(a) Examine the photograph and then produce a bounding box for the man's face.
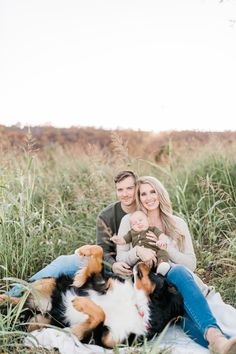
[115,176,136,207]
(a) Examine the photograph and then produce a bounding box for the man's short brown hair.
[114,170,138,184]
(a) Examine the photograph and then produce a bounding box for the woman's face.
[139,183,160,211]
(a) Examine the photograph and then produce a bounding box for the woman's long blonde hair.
[135,176,184,251]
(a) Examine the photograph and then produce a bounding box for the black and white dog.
[25,245,184,348]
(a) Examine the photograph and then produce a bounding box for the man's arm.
[96,216,116,271]
[123,230,132,243]
[96,216,132,276]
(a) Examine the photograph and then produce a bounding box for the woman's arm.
[146,216,196,271]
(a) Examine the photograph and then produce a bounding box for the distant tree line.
[1,124,236,163]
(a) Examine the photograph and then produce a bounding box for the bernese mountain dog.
[15,245,184,348]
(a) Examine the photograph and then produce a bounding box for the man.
[96,170,137,275]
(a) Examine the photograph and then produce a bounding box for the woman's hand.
[146,230,159,243]
[136,246,157,267]
[146,231,168,250]
[155,240,167,250]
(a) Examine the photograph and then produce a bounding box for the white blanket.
[24,291,236,354]
[24,326,208,354]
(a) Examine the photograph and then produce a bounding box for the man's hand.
[112,262,132,276]
[110,235,126,245]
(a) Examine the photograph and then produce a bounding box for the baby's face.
[130,212,149,232]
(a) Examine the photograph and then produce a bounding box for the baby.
[111,210,171,276]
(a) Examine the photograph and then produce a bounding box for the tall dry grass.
[0,133,236,352]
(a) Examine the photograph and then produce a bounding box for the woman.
[116,176,236,354]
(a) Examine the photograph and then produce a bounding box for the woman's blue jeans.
[167,264,222,347]
[8,257,223,348]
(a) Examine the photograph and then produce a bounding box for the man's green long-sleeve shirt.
[96,201,126,270]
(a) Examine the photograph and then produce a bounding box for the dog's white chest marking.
[88,279,150,342]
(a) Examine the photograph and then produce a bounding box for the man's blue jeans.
[31,254,83,279]
[8,256,223,348]
[8,254,83,297]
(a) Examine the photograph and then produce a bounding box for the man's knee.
[55,255,69,263]
[56,254,82,276]
[55,255,80,269]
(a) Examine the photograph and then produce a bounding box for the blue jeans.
[167,264,222,347]
[8,254,84,297]
[8,257,223,348]
[31,255,84,280]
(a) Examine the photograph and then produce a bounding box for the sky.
[0,0,236,132]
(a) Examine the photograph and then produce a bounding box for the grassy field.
[0,134,236,353]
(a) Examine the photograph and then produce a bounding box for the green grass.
[0,137,236,353]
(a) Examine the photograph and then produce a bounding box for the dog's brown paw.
[0,294,21,305]
[72,296,89,313]
[73,245,103,288]
[72,296,104,321]
[71,296,105,340]
[27,314,51,332]
[76,245,103,258]
[102,331,117,348]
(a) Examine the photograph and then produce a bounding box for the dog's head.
[133,262,169,296]
[133,262,160,296]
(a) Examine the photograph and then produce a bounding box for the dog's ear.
[150,264,157,273]
[167,284,179,294]
[149,272,165,291]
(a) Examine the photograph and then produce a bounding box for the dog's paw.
[0,294,21,305]
[72,296,89,313]
[69,325,84,340]
[76,245,103,258]
[27,314,51,332]
[102,331,117,348]
[72,296,105,323]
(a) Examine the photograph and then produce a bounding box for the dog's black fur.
[146,271,184,339]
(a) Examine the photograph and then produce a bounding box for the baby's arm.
[111,229,133,245]
[110,235,126,245]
